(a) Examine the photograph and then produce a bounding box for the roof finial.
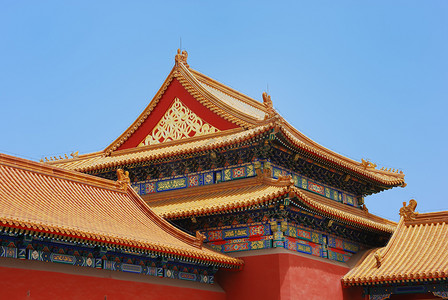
[399,199,418,221]
[174,48,189,68]
[175,48,182,65]
[262,92,276,119]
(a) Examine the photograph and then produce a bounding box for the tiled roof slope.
[342,201,448,285]
[0,154,243,268]
[146,175,395,233]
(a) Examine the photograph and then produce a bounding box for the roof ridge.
[405,210,448,225]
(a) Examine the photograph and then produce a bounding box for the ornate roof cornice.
[147,174,395,233]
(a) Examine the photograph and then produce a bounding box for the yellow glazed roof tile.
[0,153,243,268]
[199,82,266,120]
[342,201,448,285]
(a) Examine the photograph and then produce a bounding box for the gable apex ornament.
[399,199,418,221]
[262,92,277,119]
[175,49,189,68]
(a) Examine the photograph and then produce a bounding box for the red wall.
[0,264,225,300]
[217,251,365,300]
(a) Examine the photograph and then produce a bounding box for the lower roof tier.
[343,201,448,285]
[145,173,396,233]
[0,154,242,269]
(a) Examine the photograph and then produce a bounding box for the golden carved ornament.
[195,231,206,248]
[138,98,219,146]
[41,151,78,163]
[175,49,189,67]
[399,199,418,221]
[262,92,276,119]
[360,158,377,169]
[374,251,382,268]
[116,169,130,191]
[270,220,278,232]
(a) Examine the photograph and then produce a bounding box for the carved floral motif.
[139,98,219,146]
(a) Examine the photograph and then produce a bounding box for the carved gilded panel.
[139,98,219,146]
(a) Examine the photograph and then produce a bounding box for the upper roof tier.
[0,153,243,268]
[50,49,405,191]
[342,200,448,285]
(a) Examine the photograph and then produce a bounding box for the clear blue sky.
[1,1,447,222]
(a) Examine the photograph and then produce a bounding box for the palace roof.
[50,50,405,191]
[342,201,448,285]
[146,174,396,233]
[0,153,243,268]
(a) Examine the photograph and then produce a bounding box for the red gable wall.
[118,78,239,151]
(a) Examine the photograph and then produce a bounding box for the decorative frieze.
[200,220,362,263]
[131,161,358,208]
[0,234,217,284]
[272,165,358,207]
